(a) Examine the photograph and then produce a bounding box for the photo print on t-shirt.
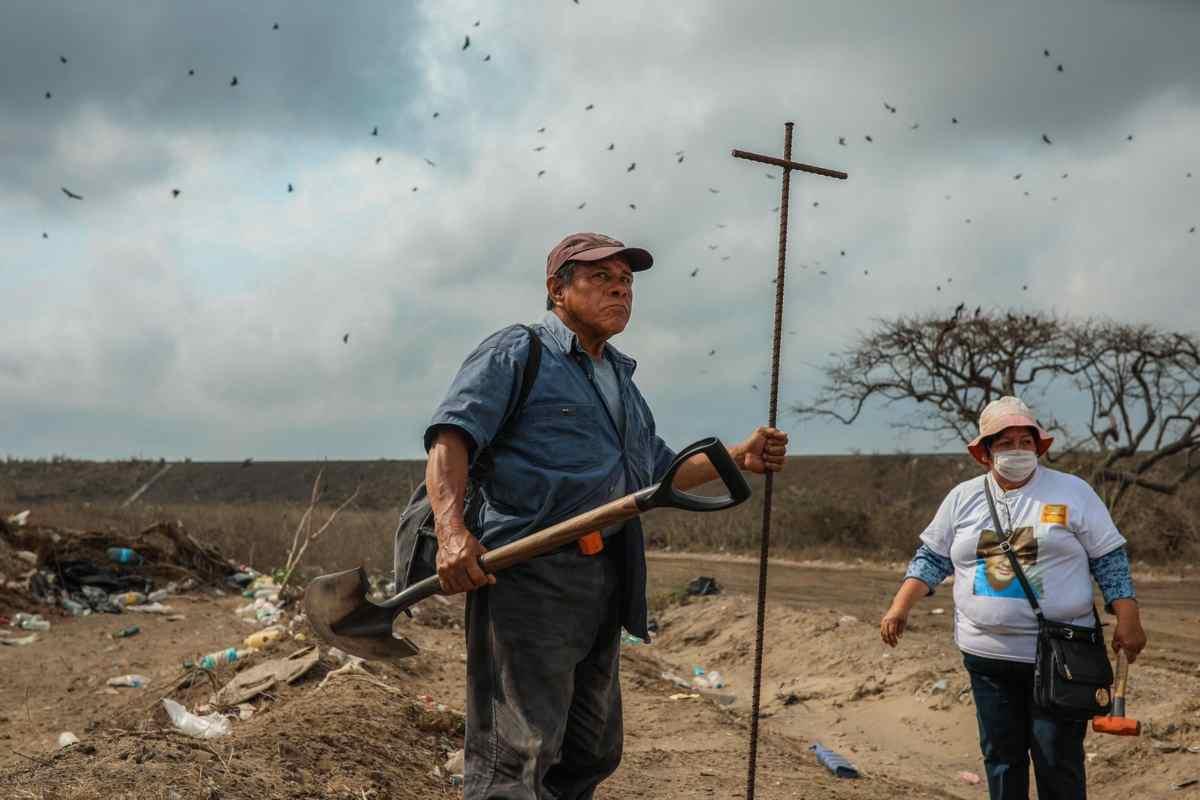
[973,527,1043,599]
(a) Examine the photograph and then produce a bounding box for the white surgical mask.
[992,450,1038,482]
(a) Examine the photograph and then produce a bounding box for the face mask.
[992,450,1038,482]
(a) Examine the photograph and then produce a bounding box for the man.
[424,231,789,799]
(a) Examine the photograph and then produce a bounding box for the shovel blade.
[303,567,420,661]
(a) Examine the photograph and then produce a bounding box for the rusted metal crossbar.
[732,123,847,800]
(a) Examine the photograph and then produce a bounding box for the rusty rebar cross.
[732,123,847,800]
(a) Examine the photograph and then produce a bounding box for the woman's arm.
[881,545,953,647]
[1090,546,1147,662]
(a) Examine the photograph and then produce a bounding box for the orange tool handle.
[578,531,604,556]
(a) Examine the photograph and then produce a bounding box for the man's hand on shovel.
[436,519,496,595]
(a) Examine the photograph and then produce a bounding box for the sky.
[1,0,1198,460]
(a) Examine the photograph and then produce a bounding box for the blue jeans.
[963,652,1088,800]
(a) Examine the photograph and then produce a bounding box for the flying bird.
[1042,133,1052,145]
[677,154,685,163]
[818,270,827,276]
[838,136,846,146]
[606,143,614,151]
[533,145,546,152]
[59,55,68,64]
[690,268,699,277]
[840,250,846,256]
[537,127,546,133]
[483,54,491,61]
[60,187,83,200]
[577,202,586,210]
[626,162,636,172]
[766,173,775,179]
[707,244,718,250]
[1126,134,1134,142]
[715,223,726,229]
[812,201,819,207]
[375,156,382,164]
[372,126,378,136]
[1056,64,1064,72]
[965,218,972,224]
[412,186,419,192]
[343,333,349,343]
[952,117,959,124]
[242,458,254,468]
[864,135,873,142]
[424,158,437,167]
[1043,48,1050,57]
[628,203,637,210]
[708,349,716,356]
[188,68,195,76]
[287,183,294,193]
[721,256,731,262]
[1190,226,1196,234]
[171,189,181,198]
[45,91,52,99]
[537,170,546,178]
[910,123,920,130]
[42,232,48,239]
[273,22,279,30]
[1061,172,1069,179]
[474,20,480,26]
[230,76,238,87]
[1022,284,1029,291]
[585,104,594,110]
[462,35,470,50]
[708,187,720,194]
[752,384,759,391]
[432,111,440,118]
[883,101,896,114]
[1013,173,1022,180]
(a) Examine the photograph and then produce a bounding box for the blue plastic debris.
[809,742,860,779]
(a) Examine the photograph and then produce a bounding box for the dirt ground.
[1,553,1198,799]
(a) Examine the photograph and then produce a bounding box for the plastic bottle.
[19,616,50,631]
[705,670,725,689]
[148,589,170,603]
[112,592,147,608]
[106,547,143,565]
[191,647,250,670]
[244,627,285,650]
[61,597,88,616]
[112,625,140,639]
[107,674,150,688]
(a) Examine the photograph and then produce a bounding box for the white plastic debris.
[125,603,174,614]
[15,550,37,565]
[837,615,859,626]
[107,674,151,689]
[930,608,946,615]
[6,510,30,527]
[57,732,80,749]
[444,748,464,776]
[162,698,231,739]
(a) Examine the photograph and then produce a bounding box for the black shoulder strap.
[982,477,1045,621]
[512,324,542,418]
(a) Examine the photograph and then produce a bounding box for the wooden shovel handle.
[480,493,643,573]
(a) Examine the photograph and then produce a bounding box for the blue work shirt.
[424,311,677,639]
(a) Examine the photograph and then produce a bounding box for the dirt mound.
[0,663,459,799]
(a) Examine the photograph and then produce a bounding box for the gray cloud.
[1,0,1198,459]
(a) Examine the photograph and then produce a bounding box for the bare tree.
[794,309,1200,512]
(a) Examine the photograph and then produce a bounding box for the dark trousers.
[963,652,1088,800]
[464,545,624,800]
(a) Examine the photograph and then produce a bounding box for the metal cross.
[732,122,847,800]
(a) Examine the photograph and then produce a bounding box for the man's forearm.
[671,444,746,492]
[426,428,471,534]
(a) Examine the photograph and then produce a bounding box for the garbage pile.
[1,515,241,634]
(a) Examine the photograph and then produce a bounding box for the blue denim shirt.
[424,311,677,638]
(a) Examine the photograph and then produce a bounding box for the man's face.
[551,256,634,338]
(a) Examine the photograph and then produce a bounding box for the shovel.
[305,437,751,661]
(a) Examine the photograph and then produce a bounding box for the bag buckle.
[1063,628,1074,640]
[998,541,1012,554]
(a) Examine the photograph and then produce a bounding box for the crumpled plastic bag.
[162,698,231,739]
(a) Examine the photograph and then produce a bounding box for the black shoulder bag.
[982,478,1114,720]
[392,325,542,594]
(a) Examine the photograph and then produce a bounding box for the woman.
[879,396,1147,800]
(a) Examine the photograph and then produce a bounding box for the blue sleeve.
[1089,546,1135,614]
[423,326,532,463]
[651,434,676,483]
[903,543,954,595]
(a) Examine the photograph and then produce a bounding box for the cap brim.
[570,245,653,272]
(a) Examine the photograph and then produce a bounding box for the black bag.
[393,325,542,594]
[982,479,1114,720]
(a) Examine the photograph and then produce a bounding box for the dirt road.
[1,554,1197,798]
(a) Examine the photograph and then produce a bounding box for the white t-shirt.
[920,466,1125,663]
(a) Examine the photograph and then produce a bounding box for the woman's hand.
[880,606,910,648]
[1111,599,1147,663]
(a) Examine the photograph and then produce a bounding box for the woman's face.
[984,426,1038,465]
[979,527,1038,589]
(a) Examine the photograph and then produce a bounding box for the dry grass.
[6,453,1197,575]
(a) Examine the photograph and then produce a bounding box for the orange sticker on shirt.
[1041,504,1068,526]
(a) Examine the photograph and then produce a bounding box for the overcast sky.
[2,0,1198,460]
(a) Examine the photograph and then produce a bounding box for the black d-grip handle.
[634,437,752,513]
